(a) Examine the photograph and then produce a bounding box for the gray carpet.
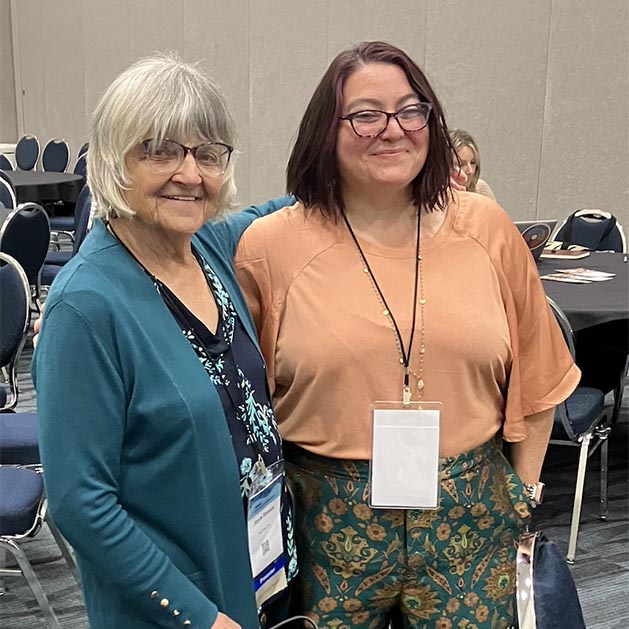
[2,334,628,628]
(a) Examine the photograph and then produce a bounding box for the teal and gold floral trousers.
[285,440,531,629]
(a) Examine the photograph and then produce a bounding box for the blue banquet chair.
[0,253,31,410]
[0,177,16,214]
[42,186,93,286]
[0,153,13,170]
[15,135,40,171]
[0,203,51,311]
[554,209,627,253]
[0,467,62,629]
[546,297,610,563]
[73,152,88,180]
[41,139,70,173]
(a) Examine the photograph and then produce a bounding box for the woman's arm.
[33,301,221,628]
[200,195,295,259]
[510,407,555,484]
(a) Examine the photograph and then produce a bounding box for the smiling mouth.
[161,195,203,201]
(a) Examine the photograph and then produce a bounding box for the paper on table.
[541,273,592,284]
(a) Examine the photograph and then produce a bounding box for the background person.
[33,55,296,629]
[449,128,497,200]
[235,41,579,628]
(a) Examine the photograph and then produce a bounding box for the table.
[538,252,629,332]
[1,170,84,205]
[0,143,16,155]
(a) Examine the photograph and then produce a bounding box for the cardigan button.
[150,591,158,599]
[160,598,169,607]
[172,609,180,617]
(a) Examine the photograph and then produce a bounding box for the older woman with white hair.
[33,55,296,629]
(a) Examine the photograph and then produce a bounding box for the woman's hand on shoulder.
[450,166,468,192]
[210,612,241,629]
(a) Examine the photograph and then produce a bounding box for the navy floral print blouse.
[153,249,298,584]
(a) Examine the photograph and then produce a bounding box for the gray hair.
[449,128,481,192]
[88,53,237,220]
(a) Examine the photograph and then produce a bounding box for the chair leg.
[599,434,610,520]
[567,434,592,564]
[0,539,62,629]
[46,515,79,583]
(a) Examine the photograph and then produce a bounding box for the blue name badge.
[247,463,287,607]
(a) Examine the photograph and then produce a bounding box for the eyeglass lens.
[143,139,231,174]
[349,104,431,137]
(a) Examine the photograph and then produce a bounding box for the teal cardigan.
[32,197,293,629]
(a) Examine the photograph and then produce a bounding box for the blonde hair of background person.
[449,128,497,201]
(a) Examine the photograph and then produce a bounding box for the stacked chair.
[546,297,611,563]
[0,252,77,628]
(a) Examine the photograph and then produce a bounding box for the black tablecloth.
[538,252,629,331]
[1,169,84,205]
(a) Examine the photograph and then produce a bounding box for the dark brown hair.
[286,41,456,219]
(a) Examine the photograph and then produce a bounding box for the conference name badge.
[369,401,442,509]
[247,459,287,608]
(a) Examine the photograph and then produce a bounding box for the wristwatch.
[523,482,545,508]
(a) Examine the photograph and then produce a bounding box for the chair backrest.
[555,209,627,253]
[0,153,13,170]
[77,142,89,158]
[41,138,70,172]
[546,297,576,359]
[73,152,88,179]
[15,134,40,171]
[72,185,93,253]
[0,253,31,409]
[0,177,16,210]
[0,203,51,287]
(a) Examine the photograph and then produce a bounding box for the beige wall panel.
[82,0,132,149]
[40,0,85,162]
[128,0,184,60]
[0,0,17,142]
[327,0,428,65]
[13,0,46,147]
[425,0,551,220]
[183,0,250,205]
[538,0,629,228]
[248,0,329,202]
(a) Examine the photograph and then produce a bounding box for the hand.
[449,166,467,192]
[32,303,45,348]
[210,612,241,629]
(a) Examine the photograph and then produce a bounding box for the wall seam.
[535,0,554,219]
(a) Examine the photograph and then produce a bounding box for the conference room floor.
[3,338,628,628]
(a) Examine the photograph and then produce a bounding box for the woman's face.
[123,136,224,236]
[456,145,477,190]
[336,62,429,196]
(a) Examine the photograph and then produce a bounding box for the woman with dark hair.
[235,42,579,628]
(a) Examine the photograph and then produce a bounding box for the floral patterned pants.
[285,440,531,629]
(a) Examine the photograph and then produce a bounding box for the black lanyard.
[341,211,421,400]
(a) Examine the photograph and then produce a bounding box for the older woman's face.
[456,145,477,190]
[336,62,429,196]
[123,136,224,236]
